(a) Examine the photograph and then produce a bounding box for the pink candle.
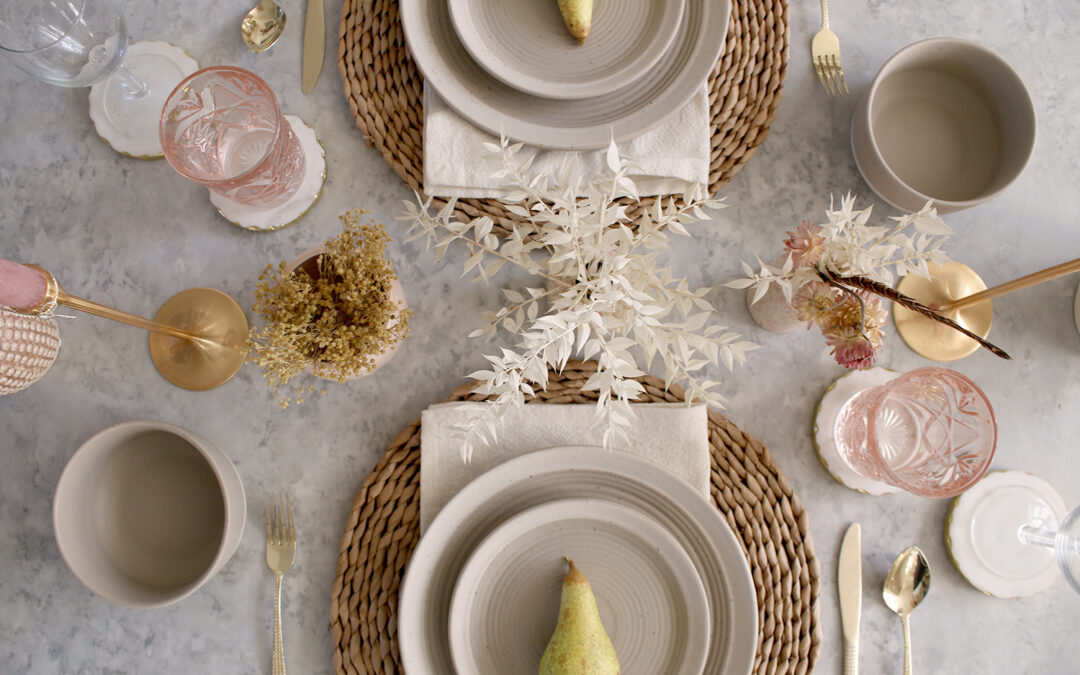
[0,259,47,311]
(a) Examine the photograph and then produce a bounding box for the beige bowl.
[53,420,245,608]
[852,38,1036,213]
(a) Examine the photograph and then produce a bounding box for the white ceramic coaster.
[946,470,1066,598]
[88,41,198,159]
[209,115,327,232]
[812,367,902,495]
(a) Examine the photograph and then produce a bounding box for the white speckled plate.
[400,0,728,149]
[448,498,709,674]
[399,446,756,675]
[448,0,685,100]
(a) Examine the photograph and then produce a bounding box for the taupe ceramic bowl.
[852,38,1036,213]
[53,420,245,608]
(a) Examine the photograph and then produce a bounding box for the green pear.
[556,0,593,45]
[539,558,620,675]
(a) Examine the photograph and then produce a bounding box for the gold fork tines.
[266,493,296,675]
[812,0,849,96]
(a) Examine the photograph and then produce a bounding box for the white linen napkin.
[420,402,710,531]
[422,85,710,199]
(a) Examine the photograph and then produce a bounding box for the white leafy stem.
[400,137,757,461]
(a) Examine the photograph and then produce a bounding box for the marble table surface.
[2,0,1079,673]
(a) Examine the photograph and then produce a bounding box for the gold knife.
[839,522,862,675]
[301,0,324,93]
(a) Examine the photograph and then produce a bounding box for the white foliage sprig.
[724,194,954,304]
[401,137,757,461]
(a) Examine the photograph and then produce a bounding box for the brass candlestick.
[894,258,1080,361]
[25,265,249,390]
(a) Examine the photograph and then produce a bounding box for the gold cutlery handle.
[843,641,858,675]
[273,573,286,675]
[819,0,830,28]
[901,615,912,675]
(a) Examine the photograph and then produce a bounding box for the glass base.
[811,368,901,495]
[1056,506,1080,594]
[88,41,198,158]
[946,471,1066,598]
[208,115,327,232]
[970,485,1057,579]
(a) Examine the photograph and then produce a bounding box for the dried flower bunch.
[248,210,411,406]
[726,195,956,369]
[402,138,756,460]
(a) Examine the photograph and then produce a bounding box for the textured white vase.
[0,308,61,394]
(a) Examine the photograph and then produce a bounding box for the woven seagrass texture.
[330,360,821,674]
[337,0,789,237]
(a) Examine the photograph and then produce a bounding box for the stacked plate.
[400,0,731,150]
[399,446,757,674]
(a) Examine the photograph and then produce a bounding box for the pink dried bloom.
[793,281,842,327]
[783,220,827,267]
[821,292,888,370]
[828,337,878,370]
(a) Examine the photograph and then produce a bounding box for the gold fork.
[266,494,296,675]
[812,0,848,95]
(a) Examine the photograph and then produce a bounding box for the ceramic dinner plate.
[399,446,757,675]
[447,0,685,100]
[448,498,709,674]
[400,0,729,149]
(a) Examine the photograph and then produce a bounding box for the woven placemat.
[337,0,789,237]
[329,360,821,674]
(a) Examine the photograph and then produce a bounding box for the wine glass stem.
[1019,524,1058,549]
[113,63,149,100]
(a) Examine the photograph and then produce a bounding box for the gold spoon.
[241,0,286,53]
[882,546,931,675]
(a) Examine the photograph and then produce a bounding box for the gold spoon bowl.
[241,0,286,53]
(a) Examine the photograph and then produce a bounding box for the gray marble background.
[2,0,1079,673]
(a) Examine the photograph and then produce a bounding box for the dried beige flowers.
[248,210,411,406]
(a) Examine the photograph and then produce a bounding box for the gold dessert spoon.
[242,0,286,53]
[883,546,931,675]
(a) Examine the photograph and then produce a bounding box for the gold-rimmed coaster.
[88,41,199,160]
[812,367,902,496]
[209,115,327,232]
[945,470,1067,598]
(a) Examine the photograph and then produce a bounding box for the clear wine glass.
[834,367,997,498]
[0,0,191,154]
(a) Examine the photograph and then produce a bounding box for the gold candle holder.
[893,262,992,362]
[895,258,1080,362]
[24,265,249,391]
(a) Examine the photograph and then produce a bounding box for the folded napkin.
[420,402,710,531]
[423,86,710,199]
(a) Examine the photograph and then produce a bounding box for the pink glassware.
[834,367,997,497]
[159,66,305,208]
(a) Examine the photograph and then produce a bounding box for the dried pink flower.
[783,220,826,267]
[821,292,888,370]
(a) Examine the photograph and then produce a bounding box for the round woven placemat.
[329,360,821,674]
[337,0,789,237]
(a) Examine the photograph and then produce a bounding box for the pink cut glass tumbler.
[159,66,304,208]
[834,367,997,498]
